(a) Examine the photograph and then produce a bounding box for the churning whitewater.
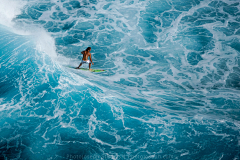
[0,0,240,159]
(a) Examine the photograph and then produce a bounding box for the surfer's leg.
[89,63,92,70]
[77,63,82,69]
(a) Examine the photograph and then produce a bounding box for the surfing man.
[76,47,94,70]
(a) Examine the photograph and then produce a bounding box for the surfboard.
[67,66,105,72]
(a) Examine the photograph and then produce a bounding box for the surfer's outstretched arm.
[90,54,94,65]
[88,54,93,70]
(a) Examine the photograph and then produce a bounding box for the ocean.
[0,0,240,159]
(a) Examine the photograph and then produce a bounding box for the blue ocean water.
[0,0,240,159]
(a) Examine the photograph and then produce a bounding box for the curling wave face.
[0,0,240,159]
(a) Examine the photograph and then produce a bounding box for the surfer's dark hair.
[86,47,91,51]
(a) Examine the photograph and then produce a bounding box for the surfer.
[76,47,94,70]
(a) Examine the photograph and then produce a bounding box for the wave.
[0,0,240,159]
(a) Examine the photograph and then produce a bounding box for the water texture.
[0,0,240,159]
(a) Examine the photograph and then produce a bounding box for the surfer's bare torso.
[81,50,92,61]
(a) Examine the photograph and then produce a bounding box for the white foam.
[0,0,26,27]
[34,29,58,59]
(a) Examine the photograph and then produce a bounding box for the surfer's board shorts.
[81,60,91,64]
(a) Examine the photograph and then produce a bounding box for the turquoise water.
[0,0,240,159]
